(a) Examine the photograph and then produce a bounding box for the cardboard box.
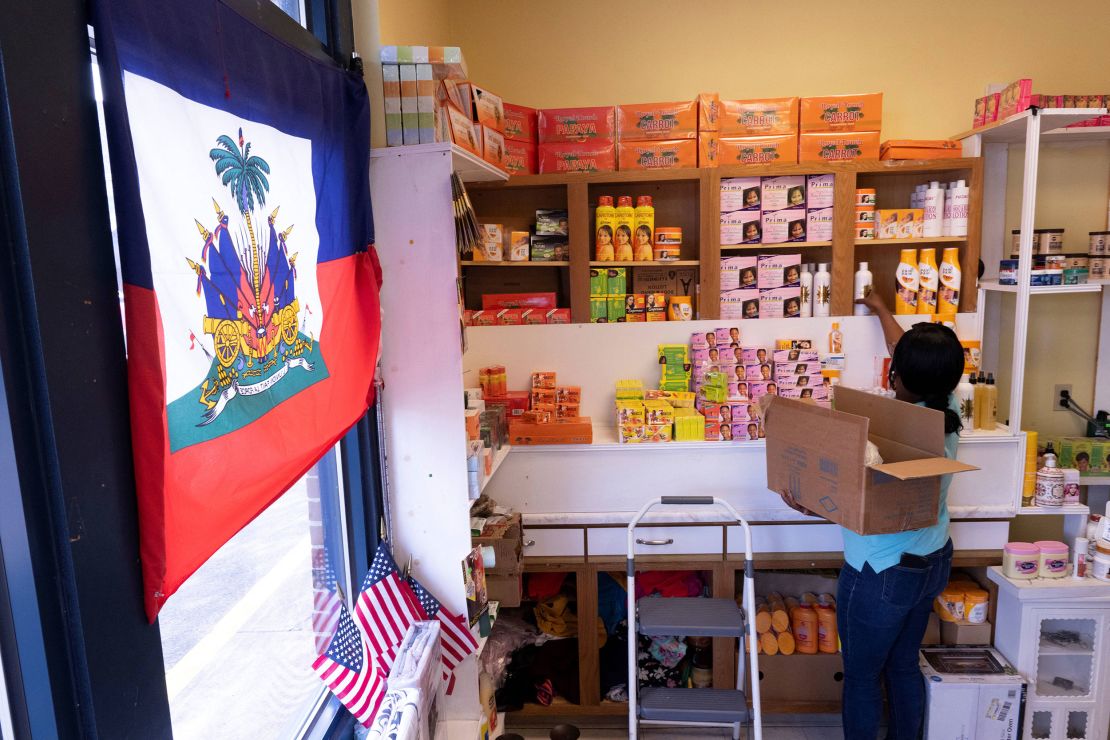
[880,139,961,161]
[538,140,616,173]
[698,92,720,132]
[380,45,468,80]
[472,513,523,575]
[747,653,844,704]
[479,125,507,169]
[631,266,698,297]
[618,139,698,171]
[720,97,799,136]
[920,647,1025,740]
[444,101,481,155]
[503,102,536,142]
[800,93,883,133]
[720,176,762,212]
[799,131,881,163]
[381,64,403,147]
[923,611,941,645]
[764,387,978,535]
[503,139,536,176]
[508,417,593,445]
[617,100,698,140]
[485,572,522,607]
[718,135,799,166]
[537,106,616,144]
[698,132,719,168]
[941,619,993,646]
[399,64,420,145]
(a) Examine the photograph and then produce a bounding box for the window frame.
[0,0,375,737]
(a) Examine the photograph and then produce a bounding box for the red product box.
[537,106,616,144]
[997,78,1032,120]
[470,310,497,326]
[538,141,616,174]
[496,308,523,325]
[481,292,558,310]
[504,139,537,176]
[503,103,537,142]
[521,308,547,325]
[545,308,571,324]
[485,391,530,416]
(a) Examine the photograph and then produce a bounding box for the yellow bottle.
[972,371,986,430]
[917,247,938,315]
[633,195,655,261]
[595,196,616,261]
[938,247,961,313]
[614,195,635,262]
[894,248,919,315]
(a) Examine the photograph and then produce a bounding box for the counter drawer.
[588,525,727,557]
[521,527,585,557]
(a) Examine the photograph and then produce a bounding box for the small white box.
[920,647,1025,740]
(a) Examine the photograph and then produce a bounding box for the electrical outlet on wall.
[1054,384,1072,412]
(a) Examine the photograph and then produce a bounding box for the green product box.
[590,268,607,297]
[1057,436,1110,474]
[590,296,608,323]
[607,268,627,296]
[607,295,627,322]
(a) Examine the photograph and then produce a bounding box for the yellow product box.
[698,92,721,132]
[720,97,799,136]
[643,399,675,426]
[718,135,799,167]
[646,292,668,321]
[615,379,645,400]
[877,210,901,240]
[619,424,647,444]
[800,93,883,133]
[617,100,698,141]
[799,131,881,163]
[660,390,695,408]
[673,407,706,442]
[698,132,719,168]
[899,209,923,239]
[645,424,673,443]
[616,400,645,425]
[1055,437,1110,474]
[509,231,530,261]
[618,139,698,171]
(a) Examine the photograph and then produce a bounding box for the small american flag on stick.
[312,602,385,726]
[354,542,424,667]
[407,573,479,691]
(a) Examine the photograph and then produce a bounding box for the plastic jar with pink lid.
[1003,542,1040,579]
[1035,540,1069,578]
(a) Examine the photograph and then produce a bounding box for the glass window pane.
[271,0,307,27]
[159,447,348,739]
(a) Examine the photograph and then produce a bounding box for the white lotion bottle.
[923,180,945,238]
[949,179,970,237]
[955,373,975,432]
[853,261,873,316]
[813,263,831,317]
[941,182,954,236]
[800,263,814,317]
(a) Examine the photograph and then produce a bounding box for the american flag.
[312,602,385,726]
[354,542,424,665]
[311,544,343,654]
[407,573,479,690]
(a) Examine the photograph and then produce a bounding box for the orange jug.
[791,605,818,654]
[816,605,838,654]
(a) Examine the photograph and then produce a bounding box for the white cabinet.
[988,567,1110,740]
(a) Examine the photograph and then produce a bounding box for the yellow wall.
[379,0,1110,139]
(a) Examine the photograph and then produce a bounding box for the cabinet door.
[1029,608,1106,702]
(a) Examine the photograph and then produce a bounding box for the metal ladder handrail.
[626,495,763,740]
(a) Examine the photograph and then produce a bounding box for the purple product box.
[775,361,822,376]
[772,349,819,363]
[745,363,774,381]
[757,254,803,288]
[741,347,770,364]
[721,210,762,246]
[761,209,806,245]
[806,174,834,209]
[807,207,834,242]
[720,176,762,212]
[761,175,806,212]
[759,286,803,319]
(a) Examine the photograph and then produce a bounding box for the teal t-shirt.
[841,395,960,573]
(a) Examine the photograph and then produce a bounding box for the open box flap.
[869,457,979,480]
[833,386,946,458]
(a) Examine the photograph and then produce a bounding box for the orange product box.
[509,417,593,445]
[444,101,481,155]
[531,371,557,390]
[618,139,697,171]
[880,139,961,161]
[718,134,799,166]
[482,292,557,310]
[472,85,505,131]
[617,100,698,141]
[719,98,799,136]
[437,79,463,109]
[537,106,616,144]
[503,139,537,176]
[799,131,881,163]
[496,308,523,325]
[479,125,508,169]
[521,308,546,325]
[538,141,616,174]
[545,308,571,324]
[698,92,721,132]
[503,103,537,142]
[556,386,581,404]
[470,309,497,327]
[521,409,553,424]
[800,93,883,133]
[555,403,580,420]
[699,132,719,168]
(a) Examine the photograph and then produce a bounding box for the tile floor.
[505,714,846,739]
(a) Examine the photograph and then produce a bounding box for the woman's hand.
[854,291,888,317]
[779,488,818,518]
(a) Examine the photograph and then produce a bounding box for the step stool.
[627,496,763,740]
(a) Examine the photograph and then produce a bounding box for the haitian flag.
[92,0,381,621]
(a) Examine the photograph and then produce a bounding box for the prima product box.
[720,176,762,212]
[761,175,806,212]
[720,288,759,320]
[807,207,834,241]
[759,286,803,318]
[920,647,1025,740]
[773,349,819,363]
[757,254,802,288]
[745,363,774,381]
[715,327,742,344]
[721,255,758,291]
[764,387,979,535]
[721,210,762,246]
[762,209,807,244]
[806,174,835,209]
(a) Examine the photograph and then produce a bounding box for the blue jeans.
[838,539,953,740]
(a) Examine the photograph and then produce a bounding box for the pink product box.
[757,254,803,288]
[690,346,712,362]
[745,363,774,381]
[719,346,747,365]
[762,175,806,212]
[721,210,762,246]
[761,209,806,245]
[775,361,821,376]
[806,174,834,209]
[702,347,731,365]
[779,385,829,401]
[719,402,751,422]
[721,289,760,320]
[773,349,819,363]
[715,327,742,344]
[690,331,710,348]
[720,176,762,212]
[748,381,778,399]
[741,347,770,364]
[759,286,803,319]
[807,207,834,242]
[727,382,752,401]
[720,256,759,291]
[774,373,825,390]
[731,421,763,441]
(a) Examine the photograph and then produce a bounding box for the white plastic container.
[1074,537,1089,578]
[955,374,974,431]
[941,182,954,236]
[800,263,813,318]
[853,262,873,316]
[923,181,945,238]
[813,263,831,317]
[948,180,970,237]
[1093,545,1110,582]
[1034,452,1065,507]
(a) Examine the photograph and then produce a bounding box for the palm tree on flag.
[209,128,270,341]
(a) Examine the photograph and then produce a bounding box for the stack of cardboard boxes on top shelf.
[971,77,1110,129]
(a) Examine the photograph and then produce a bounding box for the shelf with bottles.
[722,241,832,251]
[853,243,974,316]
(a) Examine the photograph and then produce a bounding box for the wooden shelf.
[722,241,832,251]
[491,167,703,187]
[587,260,699,267]
[460,260,570,267]
[857,236,967,246]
